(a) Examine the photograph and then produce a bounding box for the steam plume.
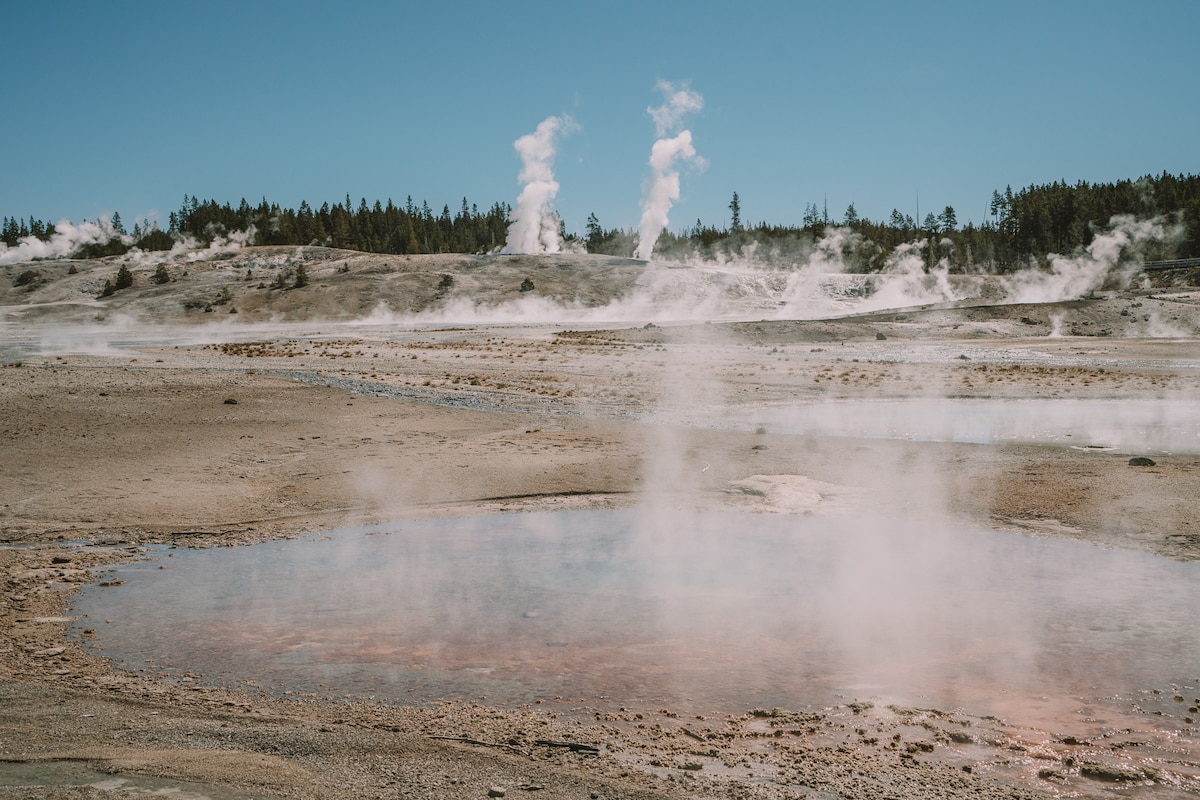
[119,225,260,267]
[999,215,1170,303]
[501,115,575,255]
[0,218,129,265]
[647,80,704,137]
[636,82,704,261]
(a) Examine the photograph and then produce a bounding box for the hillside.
[3,245,1198,343]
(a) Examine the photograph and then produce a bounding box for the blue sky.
[3,0,1197,238]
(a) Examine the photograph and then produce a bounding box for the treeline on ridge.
[167,194,514,256]
[638,172,1199,271]
[4,172,1198,272]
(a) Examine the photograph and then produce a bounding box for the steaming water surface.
[748,398,1200,452]
[72,510,1199,736]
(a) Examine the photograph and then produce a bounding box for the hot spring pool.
[71,509,1199,734]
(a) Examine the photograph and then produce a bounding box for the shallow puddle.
[71,509,1200,741]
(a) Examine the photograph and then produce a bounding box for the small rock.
[1128,457,1156,467]
[34,646,66,657]
[875,332,887,340]
[224,398,238,405]
[487,787,506,798]
[1080,762,1148,783]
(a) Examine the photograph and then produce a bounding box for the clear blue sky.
[3,0,1197,237]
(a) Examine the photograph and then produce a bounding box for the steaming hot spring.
[3,244,1198,795]
[71,508,1200,735]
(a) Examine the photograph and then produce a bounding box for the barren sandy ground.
[2,249,1199,798]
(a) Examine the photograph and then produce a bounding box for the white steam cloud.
[0,218,130,265]
[119,225,259,267]
[635,82,704,261]
[647,79,704,137]
[0,215,258,269]
[999,215,1170,303]
[501,115,576,255]
[384,210,1179,329]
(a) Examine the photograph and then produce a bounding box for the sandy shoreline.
[3,250,1200,798]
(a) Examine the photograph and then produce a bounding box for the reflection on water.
[73,510,1199,733]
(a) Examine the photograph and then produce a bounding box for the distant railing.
[1142,258,1200,271]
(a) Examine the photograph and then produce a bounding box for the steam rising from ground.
[120,226,259,267]
[0,217,260,268]
[501,116,576,255]
[0,218,129,265]
[0,220,257,271]
[635,82,705,260]
[999,215,1173,303]
[389,213,1177,328]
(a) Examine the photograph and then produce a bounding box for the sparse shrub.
[153,264,171,284]
[114,265,134,290]
[273,270,292,289]
[68,265,78,274]
[438,273,454,291]
[519,277,535,292]
[13,269,39,288]
[99,264,134,298]
[293,264,309,288]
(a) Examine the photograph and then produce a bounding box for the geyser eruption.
[635,81,704,261]
[501,115,575,255]
[635,132,697,261]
